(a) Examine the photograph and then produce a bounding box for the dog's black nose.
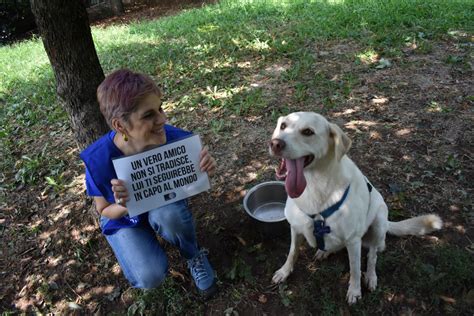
[270,138,286,154]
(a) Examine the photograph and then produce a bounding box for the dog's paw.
[364,272,377,291]
[314,249,330,261]
[346,286,362,305]
[272,268,290,284]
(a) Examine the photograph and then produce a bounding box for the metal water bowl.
[243,181,288,235]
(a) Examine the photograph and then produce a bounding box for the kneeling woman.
[80,69,217,298]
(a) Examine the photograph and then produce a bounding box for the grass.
[126,278,204,315]
[2,0,471,191]
[2,0,471,114]
[294,245,474,315]
[0,0,472,314]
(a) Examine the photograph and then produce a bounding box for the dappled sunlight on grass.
[89,285,116,296]
[111,263,122,276]
[247,38,271,52]
[333,107,361,116]
[426,101,451,113]
[442,222,467,234]
[241,159,273,183]
[51,206,72,222]
[344,119,378,130]
[13,296,37,312]
[0,38,50,88]
[92,24,133,43]
[356,49,379,65]
[190,42,216,56]
[236,60,253,69]
[395,128,413,137]
[201,85,244,103]
[197,23,219,33]
[66,174,86,195]
[46,255,64,268]
[39,228,59,241]
[70,226,98,241]
[401,154,413,162]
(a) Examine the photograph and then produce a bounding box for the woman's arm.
[94,147,215,219]
[94,196,128,219]
[94,179,130,219]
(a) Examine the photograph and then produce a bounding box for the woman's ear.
[111,117,126,134]
[329,123,351,161]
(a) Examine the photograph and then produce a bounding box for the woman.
[80,69,217,298]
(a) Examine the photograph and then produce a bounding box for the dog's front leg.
[272,226,303,283]
[346,239,362,304]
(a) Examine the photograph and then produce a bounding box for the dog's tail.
[388,214,443,236]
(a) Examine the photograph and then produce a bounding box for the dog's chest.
[322,231,345,252]
[292,188,353,251]
[293,190,332,216]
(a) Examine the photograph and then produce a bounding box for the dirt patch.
[91,0,217,27]
[1,4,473,315]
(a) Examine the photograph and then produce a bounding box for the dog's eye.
[280,122,287,130]
[301,128,314,136]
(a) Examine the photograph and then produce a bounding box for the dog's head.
[269,112,351,198]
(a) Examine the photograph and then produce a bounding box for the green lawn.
[1,0,472,186]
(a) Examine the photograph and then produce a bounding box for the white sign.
[112,134,211,217]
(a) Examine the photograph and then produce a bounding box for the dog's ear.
[329,123,351,161]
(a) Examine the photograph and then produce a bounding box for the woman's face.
[124,93,167,152]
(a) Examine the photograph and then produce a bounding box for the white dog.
[270,112,442,304]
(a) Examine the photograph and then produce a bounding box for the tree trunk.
[109,0,124,16]
[30,0,109,150]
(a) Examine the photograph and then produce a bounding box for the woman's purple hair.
[97,69,162,128]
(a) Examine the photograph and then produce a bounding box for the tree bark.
[109,0,124,16]
[30,0,109,150]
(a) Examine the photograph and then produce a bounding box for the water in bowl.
[253,201,285,222]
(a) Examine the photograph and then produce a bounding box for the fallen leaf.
[439,295,456,304]
[235,235,247,246]
[388,183,402,194]
[68,302,82,310]
[465,244,474,254]
[370,97,389,105]
[258,294,267,304]
[106,287,121,302]
[465,289,474,306]
[376,58,392,69]
[169,269,185,281]
[224,307,239,316]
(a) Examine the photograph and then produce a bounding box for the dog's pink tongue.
[285,158,307,198]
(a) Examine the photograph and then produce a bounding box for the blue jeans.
[100,200,199,289]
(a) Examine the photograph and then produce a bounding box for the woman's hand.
[199,146,217,177]
[111,179,129,206]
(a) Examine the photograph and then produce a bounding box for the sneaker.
[187,249,217,299]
